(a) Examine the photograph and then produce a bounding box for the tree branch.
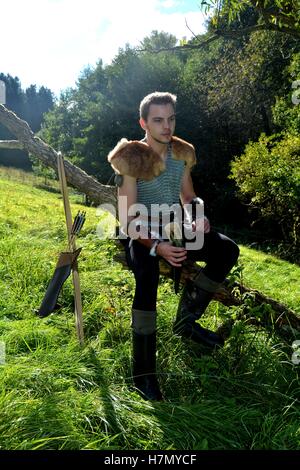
[218,23,300,38]
[138,33,220,53]
[0,104,116,207]
[0,140,24,149]
[139,23,300,55]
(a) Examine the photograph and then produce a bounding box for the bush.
[230,133,300,247]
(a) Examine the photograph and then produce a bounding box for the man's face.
[140,103,176,144]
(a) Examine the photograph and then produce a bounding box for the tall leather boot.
[173,276,224,348]
[132,330,163,401]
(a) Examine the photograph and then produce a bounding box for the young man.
[108,92,239,401]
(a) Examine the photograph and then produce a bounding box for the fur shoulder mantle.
[107,136,196,181]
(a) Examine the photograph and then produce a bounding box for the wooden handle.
[57,153,84,345]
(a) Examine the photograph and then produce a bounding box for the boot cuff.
[131,309,157,335]
[193,271,221,293]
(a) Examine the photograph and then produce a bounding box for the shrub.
[230,133,300,247]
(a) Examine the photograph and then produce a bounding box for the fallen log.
[114,246,300,336]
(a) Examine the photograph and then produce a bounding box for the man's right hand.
[156,242,187,267]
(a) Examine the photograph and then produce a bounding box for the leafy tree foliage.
[202,0,300,38]
[272,52,300,134]
[231,133,300,247]
[230,49,300,248]
[40,34,184,183]
[140,30,177,51]
[24,85,54,133]
[177,25,299,223]
[0,73,54,169]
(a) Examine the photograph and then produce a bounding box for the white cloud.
[0,0,206,96]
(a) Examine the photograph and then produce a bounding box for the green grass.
[0,167,299,450]
[239,247,300,312]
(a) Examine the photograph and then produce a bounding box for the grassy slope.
[0,170,299,450]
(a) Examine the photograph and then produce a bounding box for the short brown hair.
[139,92,177,121]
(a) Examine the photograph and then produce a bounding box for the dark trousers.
[121,231,239,311]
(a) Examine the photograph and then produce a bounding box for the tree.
[24,85,54,132]
[0,73,24,117]
[0,73,54,170]
[0,74,28,169]
[230,133,300,247]
[272,51,300,134]
[140,30,177,51]
[176,26,299,223]
[229,45,300,249]
[146,1,300,55]
[40,33,184,184]
[202,1,300,38]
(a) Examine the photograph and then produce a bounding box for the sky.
[0,0,207,97]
